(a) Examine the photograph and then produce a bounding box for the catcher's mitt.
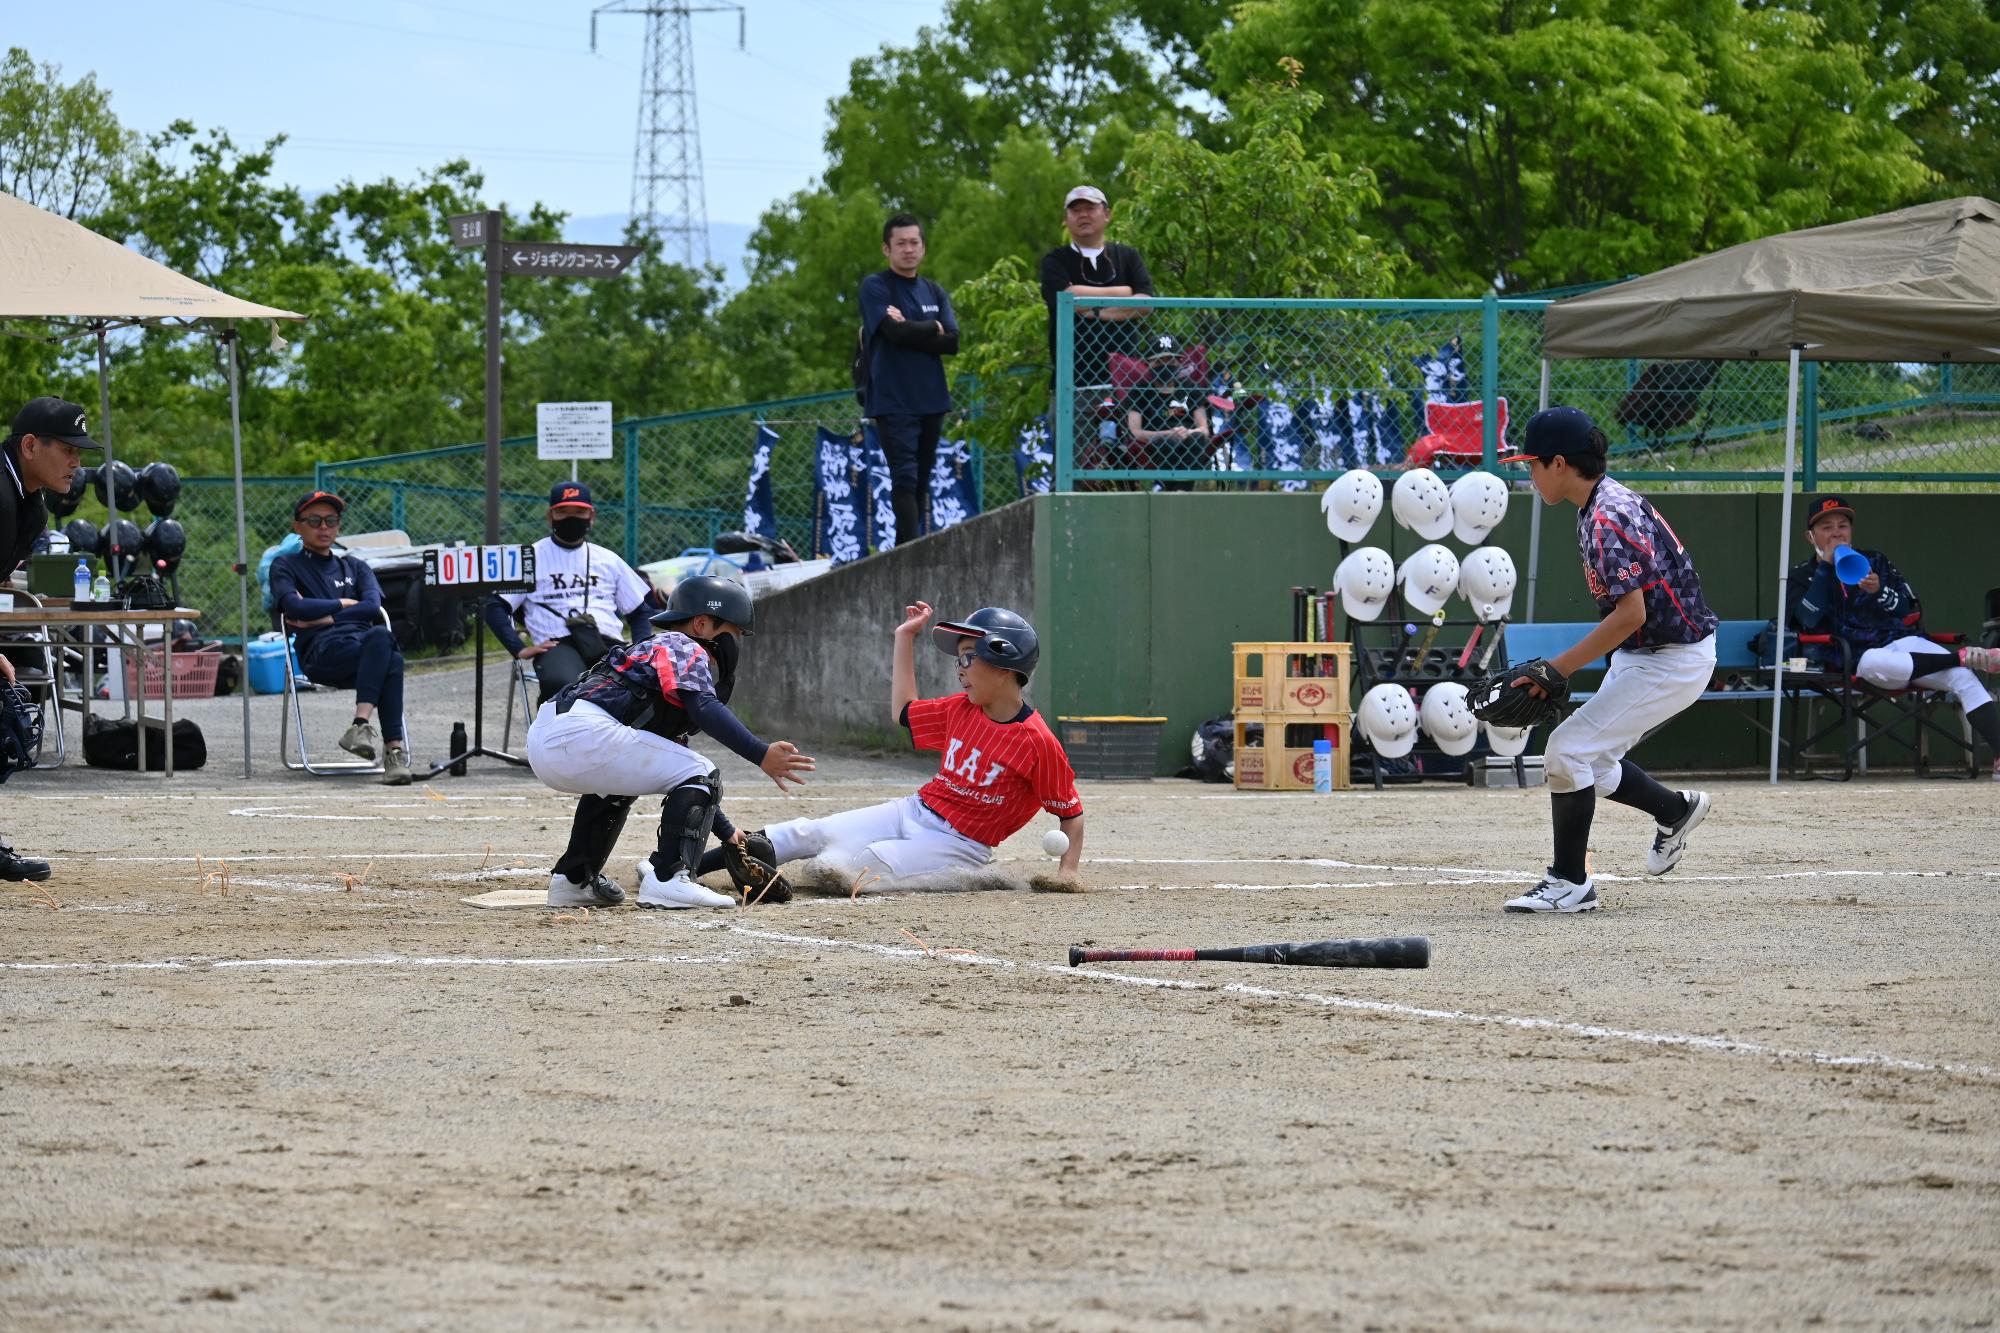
[1468,658,1571,729]
[723,832,792,905]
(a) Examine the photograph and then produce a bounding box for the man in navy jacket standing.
[860,213,958,546]
[269,490,413,784]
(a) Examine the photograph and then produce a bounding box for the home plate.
[461,888,550,909]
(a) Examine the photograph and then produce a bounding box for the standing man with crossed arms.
[1041,185,1154,441]
[860,213,959,547]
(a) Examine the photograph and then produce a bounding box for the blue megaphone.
[1832,544,1870,585]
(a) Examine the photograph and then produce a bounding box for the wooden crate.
[1232,642,1352,715]
[1232,713,1352,791]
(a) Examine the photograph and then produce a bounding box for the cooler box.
[246,635,298,695]
[1055,716,1166,780]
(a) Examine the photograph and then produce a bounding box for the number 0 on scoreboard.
[422,544,537,592]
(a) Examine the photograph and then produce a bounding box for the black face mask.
[551,516,592,546]
[694,631,740,703]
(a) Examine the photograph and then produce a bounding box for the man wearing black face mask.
[484,481,659,703]
[527,575,817,908]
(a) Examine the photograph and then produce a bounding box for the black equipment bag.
[82,713,207,771]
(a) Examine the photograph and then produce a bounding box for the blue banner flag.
[929,438,980,532]
[744,425,778,538]
[811,426,864,565]
[1015,417,1053,496]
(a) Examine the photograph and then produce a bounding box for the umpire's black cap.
[10,397,103,450]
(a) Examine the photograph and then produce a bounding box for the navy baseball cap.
[292,489,346,518]
[1500,406,1606,465]
[548,480,594,511]
[11,397,103,451]
[1804,494,1855,528]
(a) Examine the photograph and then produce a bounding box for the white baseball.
[1041,828,1070,857]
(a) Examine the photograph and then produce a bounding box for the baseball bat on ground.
[1069,936,1430,970]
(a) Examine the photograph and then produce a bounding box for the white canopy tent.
[0,188,307,774]
[1542,196,2000,781]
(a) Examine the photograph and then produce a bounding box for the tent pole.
[94,324,118,543]
[1768,345,1802,784]
[226,329,253,777]
[1525,358,1550,623]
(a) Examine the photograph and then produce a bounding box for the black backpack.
[83,713,207,771]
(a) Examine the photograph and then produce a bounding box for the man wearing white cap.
[1040,185,1153,413]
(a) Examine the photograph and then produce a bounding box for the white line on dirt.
[0,954,729,972]
[72,853,546,864]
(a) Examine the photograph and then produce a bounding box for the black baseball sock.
[1905,651,1956,681]
[1550,789,1594,884]
[1967,700,2000,754]
[695,846,730,877]
[1606,759,1689,826]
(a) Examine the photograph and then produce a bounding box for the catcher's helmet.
[931,606,1039,680]
[62,517,100,557]
[93,459,140,512]
[651,575,754,633]
[143,517,188,572]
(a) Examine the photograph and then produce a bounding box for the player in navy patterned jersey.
[1495,407,1720,914]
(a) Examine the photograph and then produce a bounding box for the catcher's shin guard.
[650,772,721,879]
[552,793,637,883]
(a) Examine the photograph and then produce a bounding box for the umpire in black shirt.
[1,397,102,881]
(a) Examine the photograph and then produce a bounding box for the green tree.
[1206,0,1936,291]
[0,47,133,220]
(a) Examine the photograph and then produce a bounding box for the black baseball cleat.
[0,845,53,882]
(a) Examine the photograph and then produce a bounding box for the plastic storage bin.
[1055,716,1167,780]
[246,635,296,695]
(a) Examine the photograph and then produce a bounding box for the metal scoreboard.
[421,544,537,592]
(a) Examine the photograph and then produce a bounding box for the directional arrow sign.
[500,242,644,278]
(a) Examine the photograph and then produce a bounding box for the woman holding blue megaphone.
[1786,494,2000,779]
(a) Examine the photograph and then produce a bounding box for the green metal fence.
[314,390,1021,566]
[1055,293,2000,490]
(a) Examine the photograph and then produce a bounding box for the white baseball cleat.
[1645,790,1711,876]
[1503,872,1599,913]
[636,858,733,909]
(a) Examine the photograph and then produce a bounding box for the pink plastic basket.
[122,649,222,700]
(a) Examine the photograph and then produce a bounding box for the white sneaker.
[1645,790,1711,876]
[636,858,734,909]
[1504,872,1599,913]
[1959,645,1998,674]
[547,872,626,907]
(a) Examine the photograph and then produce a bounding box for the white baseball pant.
[765,794,991,885]
[1855,636,1992,714]
[527,699,716,795]
[1543,636,1717,795]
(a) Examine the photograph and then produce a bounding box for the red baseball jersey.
[906,694,1082,846]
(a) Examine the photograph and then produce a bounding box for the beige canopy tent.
[1543,196,2000,780]
[0,188,307,775]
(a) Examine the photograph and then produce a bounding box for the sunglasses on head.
[299,513,342,528]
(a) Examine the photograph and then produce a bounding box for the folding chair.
[501,654,538,753]
[277,609,395,776]
[1792,626,1979,780]
[0,591,67,769]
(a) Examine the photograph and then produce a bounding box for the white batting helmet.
[1418,682,1478,756]
[1484,720,1534,757]
[1320,469,1382,543]
[1391,467,1453,541]
[1449,470,1509,545]
[1334,546,1396,622]
[1400,543,1460,617]
[1458,546,1518,621]
[1358,683,1419,758]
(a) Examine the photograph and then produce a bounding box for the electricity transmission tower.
[591,1,745,267]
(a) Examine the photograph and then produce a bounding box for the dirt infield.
[2,752,1997,1330]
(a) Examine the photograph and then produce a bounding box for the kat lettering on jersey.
[905,694,1081,847]
[1576,477,1718,648]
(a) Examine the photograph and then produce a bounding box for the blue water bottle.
[72,558,90,604]
[1312,738,1334,793]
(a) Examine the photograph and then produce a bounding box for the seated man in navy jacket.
[268,490,413,784]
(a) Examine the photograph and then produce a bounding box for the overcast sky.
[15,0,949,277]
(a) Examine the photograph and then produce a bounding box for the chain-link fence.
[315,390,1030,566]
[1056,295,2000,490]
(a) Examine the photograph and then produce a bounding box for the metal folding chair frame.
[277,609,394,776]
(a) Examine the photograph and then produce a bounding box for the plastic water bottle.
[92,573,111,602]
[73,559,90,604]
[1312,738,1334,793]
[449,721,468,777]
